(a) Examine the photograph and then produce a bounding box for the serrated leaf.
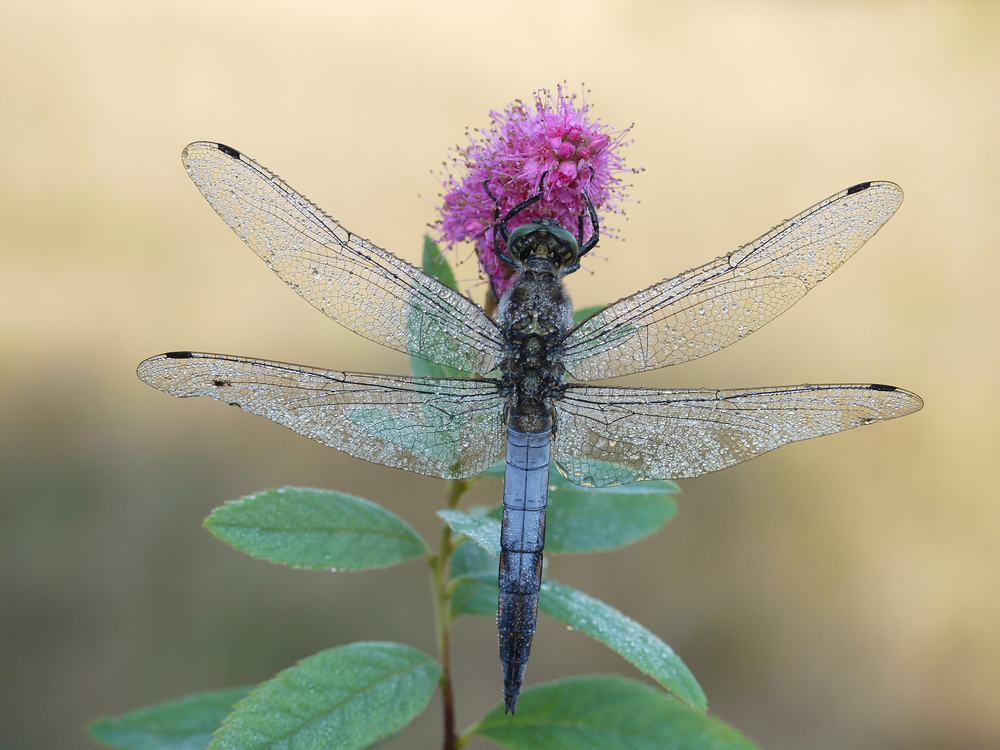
[438,509,501,558]
[408,237,469,379]
[571,304,606,326]
[204,487,427,570]
[450,542,499,617]
[538,581,705,711]
[88,686,253,750]
[473,676,757,750]
[210,642,439,750]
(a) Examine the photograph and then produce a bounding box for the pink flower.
[434,85,635,303]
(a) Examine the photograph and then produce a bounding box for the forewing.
[137,352,506,479]
[562,182,903,380]
[552,382,922,487]
[181,142,504,375]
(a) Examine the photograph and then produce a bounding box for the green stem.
[430,479,468,750]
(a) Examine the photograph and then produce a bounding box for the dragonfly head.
[506,219,580,272]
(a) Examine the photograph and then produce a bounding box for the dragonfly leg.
[484,173,551,268]
[577,190,600,257]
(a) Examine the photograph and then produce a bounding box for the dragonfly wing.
[181,142,505,376]
[561,182,903,380]
[551,382,922,487]
[138,351,507,479]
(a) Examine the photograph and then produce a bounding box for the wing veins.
[561,182,903,380]
[552,382,922,486]
[182,142,504,375]
[137,351,507,479]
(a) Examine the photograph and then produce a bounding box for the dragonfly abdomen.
[498,425,550,714]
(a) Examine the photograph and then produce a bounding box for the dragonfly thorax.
[506,219,580,273]
[497,267,573,435]
[498,270,574,347]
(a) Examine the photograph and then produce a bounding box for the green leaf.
[204,487,427,570]
[438,508,501,558]
[479,459,506,479]
[408,237,469,379]
[421,235,458,292]
[445,554,704,710]
[210,642,439,750]
[538,582,705,711]
[544,480,677,553]
[451,571,498,618]
[571,304,606,326]
[481,459,680,484]
[451,538,498,578]
[472,676,757,750]
[480,459,678,490]
[547,467,678,495]
[342,404,467,468]
[471,468,679,554]
[88,686,253,750]
[450,541,499,618]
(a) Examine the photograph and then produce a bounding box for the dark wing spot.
[213,378,230,387]
[846,182,872,196]
[164,351,193,359]
[217,143,241,159]
[869,383,897,392]
[227,402,242,408]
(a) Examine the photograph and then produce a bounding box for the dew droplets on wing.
[140,144,920,712]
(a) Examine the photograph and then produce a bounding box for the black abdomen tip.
[504,691,518,714]
[846,181,872,196]
[217,143,240,159]
[164,351,193,359]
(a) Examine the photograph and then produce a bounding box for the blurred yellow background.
[2,1,998,748]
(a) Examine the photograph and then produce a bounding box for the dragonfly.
[138,142,923,713]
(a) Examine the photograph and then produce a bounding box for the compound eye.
[508,222,544,249]
[547,225,580,264]
[507,221,580,267]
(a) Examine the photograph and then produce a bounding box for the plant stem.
[430,478,468,750]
